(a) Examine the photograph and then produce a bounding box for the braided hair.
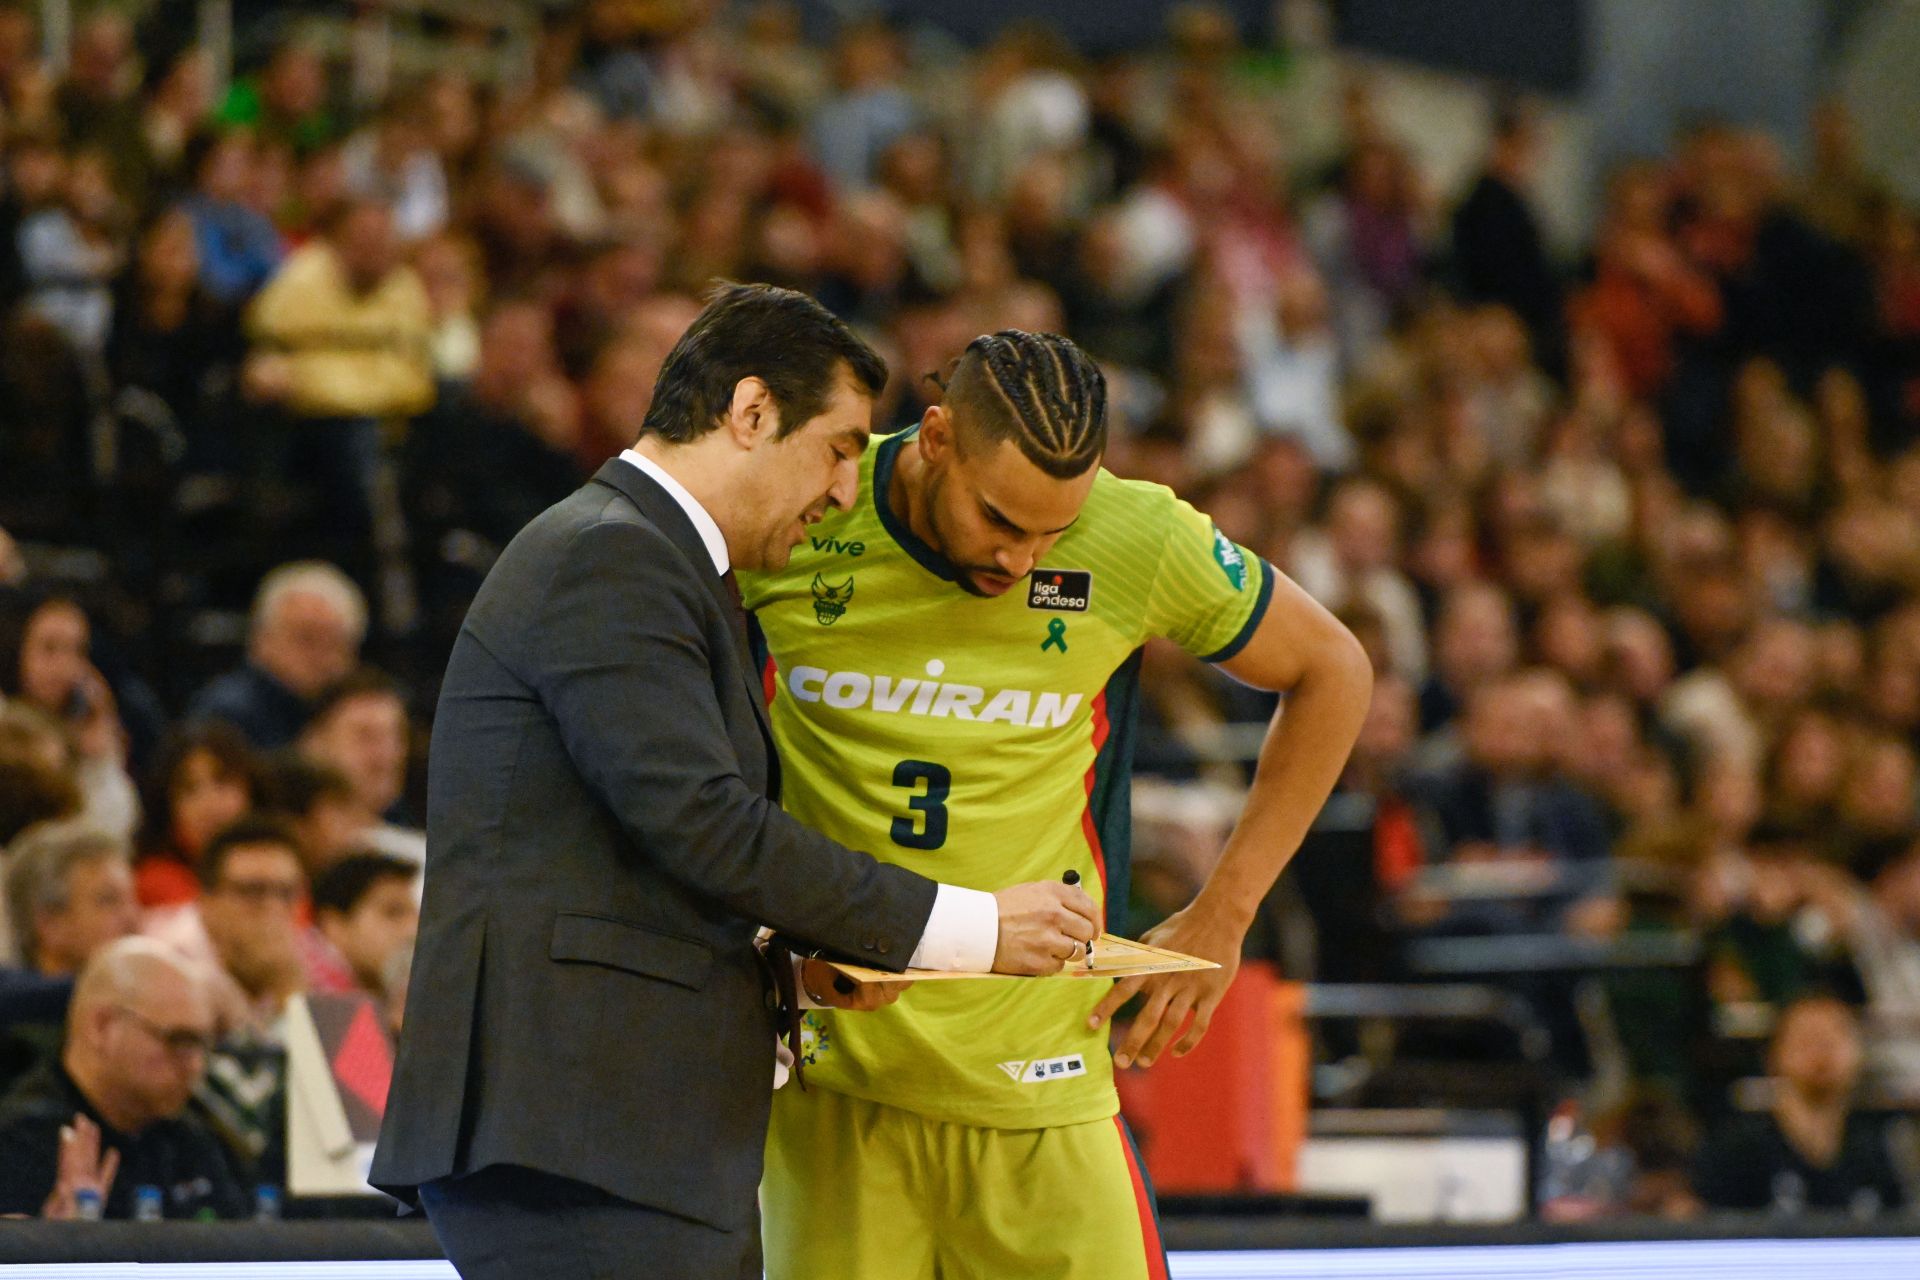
[944,330,1107,479]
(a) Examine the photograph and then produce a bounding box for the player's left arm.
[1091,567,1373,1068]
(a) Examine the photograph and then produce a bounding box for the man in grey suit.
[371,283,1099,1279]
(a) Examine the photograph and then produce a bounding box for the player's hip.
[763,1088,1165,1280]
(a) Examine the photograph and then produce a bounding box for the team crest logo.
[811,574,854,625]
[1211,526,1248,590]
[800,1012,832,1065]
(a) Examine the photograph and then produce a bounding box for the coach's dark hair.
[944,330,1106,478]
[638,281,889,444]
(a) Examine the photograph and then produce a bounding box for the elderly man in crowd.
[186,562,366,750]
[5,821,138,977]
[0,937,246,1218]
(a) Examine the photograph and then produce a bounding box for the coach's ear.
[725,377,779,450]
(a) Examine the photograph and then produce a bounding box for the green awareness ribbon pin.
[1041,617,1068,652]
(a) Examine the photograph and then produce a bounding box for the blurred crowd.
[2,0,1920,1223]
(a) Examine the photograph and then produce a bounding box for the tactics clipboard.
[821,933,1218,985]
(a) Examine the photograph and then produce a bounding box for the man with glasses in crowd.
[143,816,312,1030]
[0,936,247,1218]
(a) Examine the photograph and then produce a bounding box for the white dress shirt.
[616,449,998,974]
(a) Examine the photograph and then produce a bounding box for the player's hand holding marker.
[991,879,1102,975]
[1089,896,1245,1069]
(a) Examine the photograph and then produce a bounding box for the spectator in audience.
[1305,138,1427,369]
[259,753,371,879]
[186,562,365,750]
[0,936,245,1219]
[106,206,247,465]
[1701,822,1844,1009]
[243,197,433,585]
[1692,994,1905,1215]
[1663,614,1819,780]
[1410,671,1613,932]
[1573,162,1722,402]
[141,49,215,187]
[1450,99,1561,367]
[17,146,124,358]
[1807,841,1920,1096]
[0,706,82,855]
[810,19,915,191]
[297,667,413,826]
[412,230,482,383]
[1419,579,1521,735]
[1763,705,1852,833]
[132,723,260,908]
[179,129,285,305]
[1290,475,1427,682]
[340,93,450,244]
[1242,269,1350,472]
[401,299,586,563]
[52,11,149,211]
[1834,733,1918,869]
[305,851,419,999]
[5,822,138,977]
[216,39,336,155]
[0,592,137,840]
[145,816,307,1033]
[0,130,66,313]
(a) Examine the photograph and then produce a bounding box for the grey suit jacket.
[369,459,937,1228]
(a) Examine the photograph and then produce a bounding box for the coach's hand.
[992,881,1100,975]
[800,959,909,1011]
[1088,899,1244,1068]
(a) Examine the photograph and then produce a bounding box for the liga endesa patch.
[1027,569,1092,613]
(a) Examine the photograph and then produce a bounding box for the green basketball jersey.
[740,427,1272,1129]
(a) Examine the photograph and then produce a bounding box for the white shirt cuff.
[908,883,998,973]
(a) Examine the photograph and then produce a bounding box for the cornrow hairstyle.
[945,330,1107,479]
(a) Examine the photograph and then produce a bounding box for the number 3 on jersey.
[890,760,950,850]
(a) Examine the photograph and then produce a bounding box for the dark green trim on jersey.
[871,427,962,585]
[1092,647,1143,938]
[746,610,770,673]
[1197,558,1276,665]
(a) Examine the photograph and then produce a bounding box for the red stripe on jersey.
[1080,689,1111,903]
[762,656,778,706]
[1114,1116,1170,1280]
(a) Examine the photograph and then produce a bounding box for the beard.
[925,471,1005,597]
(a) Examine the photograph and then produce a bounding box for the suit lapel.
[589,461,778,755]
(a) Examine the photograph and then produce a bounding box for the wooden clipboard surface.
[823,933,1217,984]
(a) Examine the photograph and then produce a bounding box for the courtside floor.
[7,1239,1920,1279]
